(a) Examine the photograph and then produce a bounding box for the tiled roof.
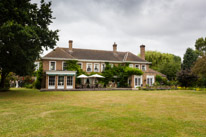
[146,68,167,77]
[43,47,149,63]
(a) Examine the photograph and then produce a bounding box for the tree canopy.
[145,51,181,80]
[192,56,206,86]
[195,37,206,56]
[182,48,198,70]
[0,0,59,88]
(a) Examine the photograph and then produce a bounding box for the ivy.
[102,63,143,87]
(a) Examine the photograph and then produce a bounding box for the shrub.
[34,62,43,89]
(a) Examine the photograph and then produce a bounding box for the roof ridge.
[60,47,127,53]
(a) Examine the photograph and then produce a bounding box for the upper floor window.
[110,64,114,68]
[77,62,82,69]
[142,65,146,71]
[94,63,100,72]
[101,63,106,72]
[135,64,140,69]
[62,61,67,71]
[49,61,56,70]
[34,62,40,71]
[129,64,133,68]
[86,63,92,72]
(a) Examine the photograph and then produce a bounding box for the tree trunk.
[0,71,7,89]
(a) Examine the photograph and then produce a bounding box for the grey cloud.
[37,0,206,58]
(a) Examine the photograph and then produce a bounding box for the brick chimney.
[140,45,145,60]
[69,40,73,52]
[113,42,117,53]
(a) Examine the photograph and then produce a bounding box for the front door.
[134,75,142,88]
[58,76,64,89]
[67,76,73,89]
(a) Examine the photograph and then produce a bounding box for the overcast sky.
[38,0,206,59]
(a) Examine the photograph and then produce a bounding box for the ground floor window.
[49,76,55,86]
[134,76,142,87]
[147,76,154,86]
[67,76,73,86]
[58,76,64,86]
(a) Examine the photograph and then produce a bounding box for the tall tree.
[192,56,206,87]
[182,48,198,70]
[0,0,59,88]
[145,51,181,80]
[195,37,206,56]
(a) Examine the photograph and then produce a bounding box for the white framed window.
[101,63,106,72]
[34,62,40,71]
[129,64,133,68]
[135,64,140,69]
[86,63,92,72]
[134,75,142,88]
[58,76,64,86]
[142,65,146,71]
[146,75,154,86]
[48,76,55,89]
[62,61,67,71]
[77,62,83,69]
[49,61,56,70]
[94,63,100,72]
[110,64,114,68]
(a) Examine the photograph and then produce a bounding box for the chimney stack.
[69,40,73,52]
[113,42,117,53]
[140,45,145,60]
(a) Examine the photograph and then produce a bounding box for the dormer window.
[142,65,146,71]
[86,63,92,72]
[49,61,56,70]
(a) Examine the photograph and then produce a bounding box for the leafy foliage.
[182,48,198,70]
[195,37,206,56]
[102,63,143,87]
[177,69,198,87]
[145,51,181,80]
[192,56,206,87]
[34,63,43,89]
[0,0,59,88]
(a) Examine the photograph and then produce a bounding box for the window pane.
[63,62,67,71]
[87,64,92,72]
[142,65,146,71]
[49,76,55,86]
[94,64,99,72]
[50,62,55,70]
[138,78,140,86]
[67,76,73,86]
[58,76,64,85]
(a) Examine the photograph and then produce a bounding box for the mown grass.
[1,88,206,137]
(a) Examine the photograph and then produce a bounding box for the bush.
[25,84,33,89]
[34,62,43,89]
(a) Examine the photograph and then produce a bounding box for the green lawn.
[1,89,206,137]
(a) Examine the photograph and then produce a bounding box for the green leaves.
[0,0,59,88]
[182,48,198,70]
[195,37,206,56]
[145,51,181,80]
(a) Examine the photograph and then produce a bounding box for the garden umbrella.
[77,74,88,85]
[88,74,105,85]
